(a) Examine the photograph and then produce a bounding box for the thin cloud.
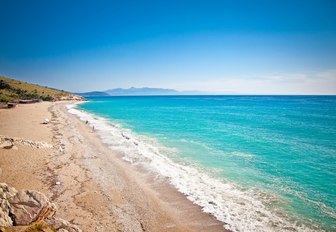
[173,70,336,95]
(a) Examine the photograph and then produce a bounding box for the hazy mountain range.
[77,87,204,97]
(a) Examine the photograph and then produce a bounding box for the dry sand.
[0,102,228,232]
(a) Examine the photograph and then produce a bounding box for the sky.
[0,0,336,94]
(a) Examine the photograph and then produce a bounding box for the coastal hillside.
[0,76,83,103]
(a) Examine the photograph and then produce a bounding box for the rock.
[43,118,50,124]
[0,183,18,227]
[0,136,53,149]
[0,183,18,199]
[0,183,81,231]
[0,141,14,149]
[7,103,16,109]
[0,206,13,227]
[8,190,56,226]
[0,183,17,226]
[45,217,82,232]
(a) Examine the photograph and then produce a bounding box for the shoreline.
[64,100,328,232]
[0,101,228,231]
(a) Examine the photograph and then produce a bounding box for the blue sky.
[1,0,336,94]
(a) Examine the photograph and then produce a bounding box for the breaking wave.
[67,103,320,232]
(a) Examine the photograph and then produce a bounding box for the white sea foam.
[230,152,255,158]
[67,103,320,232]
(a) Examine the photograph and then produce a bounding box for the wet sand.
[0,101,228,232]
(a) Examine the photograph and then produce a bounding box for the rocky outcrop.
[0,183,17,227]
[0,183,81,232]
[55,95,86,102]
[8,189,56,225]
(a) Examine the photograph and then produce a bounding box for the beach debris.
[43,118,50,124]
[55,182,61,185]
[0,183,81,231]
[0,135,53,149]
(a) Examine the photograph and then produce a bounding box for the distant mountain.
[77,91,110,97]
[106,87,180,96]
[77,87,197,97]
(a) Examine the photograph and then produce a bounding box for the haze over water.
[75,95,336,231]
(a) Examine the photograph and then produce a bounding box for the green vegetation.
[0,76,73,103]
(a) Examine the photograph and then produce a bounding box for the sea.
[68,95,336,232]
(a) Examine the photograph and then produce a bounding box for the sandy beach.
[0,101,227,232]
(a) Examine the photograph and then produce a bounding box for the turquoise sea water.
[75,96,336,231]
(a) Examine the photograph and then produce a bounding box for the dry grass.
[24,222,56,232]
[0,76,72,102]
[0,222,56,232]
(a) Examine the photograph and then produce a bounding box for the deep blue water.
[77,95,336,231]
